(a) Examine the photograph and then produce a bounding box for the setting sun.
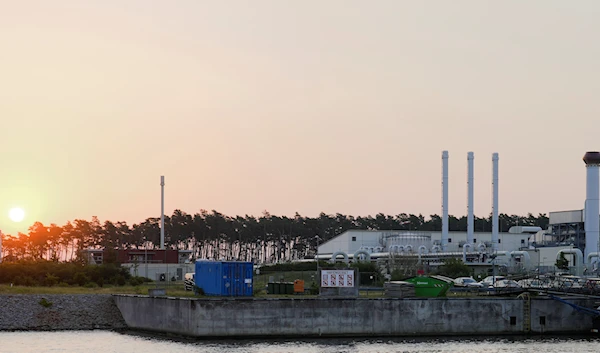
[8,208,25,223]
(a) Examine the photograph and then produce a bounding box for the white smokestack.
[467,152,474,245]
[584,152,600,263]
[492,153,499,251]
[442,151,449,251]
[161,175,165,250]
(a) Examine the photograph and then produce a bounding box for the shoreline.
[0,294,126,331]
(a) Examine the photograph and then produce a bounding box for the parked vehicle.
[551,275,584,290]
[493,279,520,288]
[584,278,600,291]
[480,275,506,287]
[454,277,483,288]
[517,278,551,289]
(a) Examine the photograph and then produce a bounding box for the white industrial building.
[315,150,600,275]
[317,229,533,257]
[317,228,578,269]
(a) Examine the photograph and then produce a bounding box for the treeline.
[2,210,549,264]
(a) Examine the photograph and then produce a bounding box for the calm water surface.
[1,331,599,353]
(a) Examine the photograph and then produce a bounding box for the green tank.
[404,275,454,297]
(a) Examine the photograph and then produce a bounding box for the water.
[1,331,599,353]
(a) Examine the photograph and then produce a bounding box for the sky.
[1,1,600,235]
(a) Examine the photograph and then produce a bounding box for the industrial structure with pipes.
[317,151,600,277]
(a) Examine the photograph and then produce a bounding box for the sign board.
[321,269,355,288]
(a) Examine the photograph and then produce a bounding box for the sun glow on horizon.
[8,208,25,223]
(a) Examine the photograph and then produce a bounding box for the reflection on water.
[1,330,599,353]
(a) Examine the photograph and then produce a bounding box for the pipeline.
[330,251,349,264]
[462,243,472,263]
[353,250,371,263]
[509,251,531,269]
[418,245,427,265]
[556,249,584,276]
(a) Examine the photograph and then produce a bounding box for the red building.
[84,248,192,265]
[117,249,182,264]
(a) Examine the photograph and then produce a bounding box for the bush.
[83,282,98,288]
[44,273,60,287]
[309,282,319,295]
[112,275,127,286]
[556,252,569,270]
[73,272,90,286]
[14,276,37,286]
[390,269,405,281]
[129,277,144,286]
[39,298,53,308]
[0,261,133,287]
[437,258,471,278]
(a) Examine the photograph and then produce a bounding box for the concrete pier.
[113,295,596,338]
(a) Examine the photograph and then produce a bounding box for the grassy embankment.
[0,282,196,297]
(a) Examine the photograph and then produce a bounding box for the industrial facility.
[317,151,600,276]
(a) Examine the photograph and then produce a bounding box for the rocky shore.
[0,294,126,331]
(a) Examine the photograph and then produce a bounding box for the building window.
[352,236,356,241]
[498,239,501,243]
[521,239,525,244]
[448,238,452,243]
[473,239,477,243]
[539,316,546,325]
[510,316,517,325]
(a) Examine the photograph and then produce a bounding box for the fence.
[253,269,384,296]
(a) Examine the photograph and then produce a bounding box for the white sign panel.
[321,270,354,288]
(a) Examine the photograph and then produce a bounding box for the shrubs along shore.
[0,261,148,288]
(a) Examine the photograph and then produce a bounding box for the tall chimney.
[467,152,475,245]
[160,175,165,250]
[442,151,449,251]
[492,153,499,251]
[584,152,600,262]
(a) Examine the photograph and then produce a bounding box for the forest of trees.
[2,210,549,264]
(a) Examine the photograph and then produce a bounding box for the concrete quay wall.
[113,295,596,338]
[0,294,127,331]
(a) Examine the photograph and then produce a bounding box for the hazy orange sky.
[1,1,600,235]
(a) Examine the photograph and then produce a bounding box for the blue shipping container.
[194,261,254,296]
